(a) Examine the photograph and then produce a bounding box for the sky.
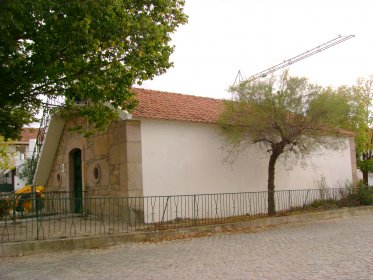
[141,0,373,99]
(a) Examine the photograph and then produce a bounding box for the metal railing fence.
[0,187,369,243]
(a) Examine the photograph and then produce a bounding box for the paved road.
[1,214,373,280]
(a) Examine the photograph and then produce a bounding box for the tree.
[358,143,373,185]
[339,77,373,185]
[17,158,33,185]
[0,136,15,172]
[219,71,352,215]
[0,0,188,139]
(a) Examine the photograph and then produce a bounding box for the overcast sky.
[141,0,373,99]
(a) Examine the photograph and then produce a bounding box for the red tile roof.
[18,127,39,143]
[132,88,223,124]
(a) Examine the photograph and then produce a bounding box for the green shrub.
[309,199,339,209]
[0,197,11,220]
[359,186,373,205]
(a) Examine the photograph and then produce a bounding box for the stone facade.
[46,118,143,220]
[349,136,358,186]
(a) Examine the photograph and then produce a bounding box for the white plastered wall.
[140,119,354,196]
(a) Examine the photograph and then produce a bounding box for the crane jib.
[234,34,355,86]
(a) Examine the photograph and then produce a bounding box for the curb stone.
[1,205,373,257]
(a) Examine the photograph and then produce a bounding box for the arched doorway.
[70,149,82,213]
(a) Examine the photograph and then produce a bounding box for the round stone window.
[93,164,101,183]
[56,172,62,186]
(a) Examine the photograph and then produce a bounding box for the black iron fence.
[0,187,371,243]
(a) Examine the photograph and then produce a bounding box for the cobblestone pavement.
[1,214,373,280]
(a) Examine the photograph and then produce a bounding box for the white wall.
[14,139,36,190]
[362,172,373,186]
[356,170,373,186]
[140,119,354,197]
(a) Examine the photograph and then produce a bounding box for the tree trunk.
[363,170,368,186]
[267,153,277,216]
[267,143,285,216]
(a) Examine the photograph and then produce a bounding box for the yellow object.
[15,185,45,213]
[15,185,44,195]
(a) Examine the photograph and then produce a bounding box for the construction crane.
[233,34,355,87]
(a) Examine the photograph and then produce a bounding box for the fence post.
[31,185,36,213]
[193,195,196,226]
[12,194,16,223]
[34,188,40,240]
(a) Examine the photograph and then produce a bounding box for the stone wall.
[46,117,86,192]
[45,118,144,220]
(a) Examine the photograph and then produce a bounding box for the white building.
[35,88,357,198]
[0,128,38,192]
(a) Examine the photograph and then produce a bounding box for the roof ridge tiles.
[132,87,222,102]
[131,88,223,124]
